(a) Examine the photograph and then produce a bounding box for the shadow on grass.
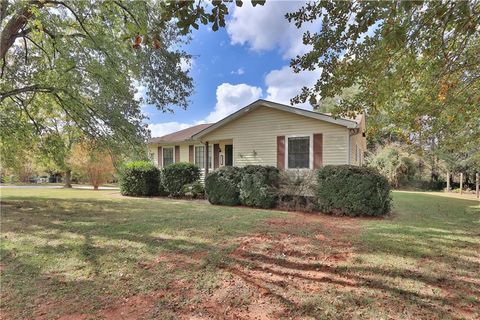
[1,196,283,318]
[223,193,480,318]
[1,192,479,319]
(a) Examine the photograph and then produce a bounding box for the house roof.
[148,99,361,145]
[192,99,359,139]
[149,123,212,144]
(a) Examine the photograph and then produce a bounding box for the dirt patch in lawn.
[36,267,286,320]
[225,213,361,314]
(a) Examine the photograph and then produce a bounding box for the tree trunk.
[476,173,479,199]
[0,4,39,61]
[93,184,99,190]
[460,172,463,195]
[64,170,72,188]
[446,172,450,192]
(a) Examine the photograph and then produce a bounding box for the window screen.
[195,146,204,168]
[195,146,212,169]
[288,137,310,168]
[163,148,174,167]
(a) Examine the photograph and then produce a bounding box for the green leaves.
[0,0,195,152]
[0,0,267,173]
[288,0,479,157]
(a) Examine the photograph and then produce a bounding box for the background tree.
[366,144,418,188]
[68,139,115,190]
[37,120,81,188]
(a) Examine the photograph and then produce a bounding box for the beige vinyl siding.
[148,145,159,165]
[202,106,350,167]
[349,115,367,165]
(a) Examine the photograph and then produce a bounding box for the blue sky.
[144,1,321,137]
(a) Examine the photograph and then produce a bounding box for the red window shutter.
[213,144,220,169]
[175,146,180,163]
[157,146,162,167]
[313,133,323,169]
[277,136,285,170]
[189,145,194,163]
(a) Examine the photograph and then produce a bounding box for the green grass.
[1,188,479,319]
[335,192,480,319]
[0,189,286,318]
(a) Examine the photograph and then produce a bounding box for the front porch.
[199,139,233,176]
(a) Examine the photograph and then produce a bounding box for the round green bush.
[158,169,169,196]
[316,165,391,216]
[204,166,243,206]
[119,161,160,196]
[162,162,200,197]
[239,165,279,208]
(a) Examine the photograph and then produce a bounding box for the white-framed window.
[163,147,174,167]
[287,136,311,169]
[194,145,212,169]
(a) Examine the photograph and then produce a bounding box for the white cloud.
[205,83,262,122]
[148,122,192,137]
[265,65,321,109]
[231,67,245,75]
[149,83,262,137]
[226,1,320,59]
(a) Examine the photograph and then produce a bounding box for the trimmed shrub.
[162,162,200,197]
[183,181,205,199]
[239,165,279,208]
[316,165,391,216]
[120,161,160,196]
[158,169,169,196]
[204,166,243,206]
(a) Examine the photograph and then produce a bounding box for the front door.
[224,144,233,166]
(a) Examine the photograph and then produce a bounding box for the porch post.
[205,141,209,175]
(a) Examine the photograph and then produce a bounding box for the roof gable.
[192,99,359,139]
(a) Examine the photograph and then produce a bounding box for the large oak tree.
[0,0,264,177]
[287,1,480,157]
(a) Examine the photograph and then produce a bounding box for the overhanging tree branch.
[0,85,54,102]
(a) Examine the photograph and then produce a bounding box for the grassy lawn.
[1,189,479,319]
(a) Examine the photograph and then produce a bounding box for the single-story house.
[148,100,366,175]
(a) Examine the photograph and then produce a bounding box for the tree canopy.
[287,1,480,156]
[0,1,265,149]
[1,0,193,147]
[0,0,265,177]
